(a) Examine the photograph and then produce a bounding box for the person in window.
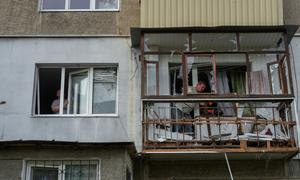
[51,89,68,114]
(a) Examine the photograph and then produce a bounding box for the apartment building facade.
[0,0,300,180]
[0,0,139,179]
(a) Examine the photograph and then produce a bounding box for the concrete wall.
[283,0,300,25]
[290,36,300,152]
[0,37,134,143]
[136,160,300,180]
[0,147,131,180]
[0,0,140,36]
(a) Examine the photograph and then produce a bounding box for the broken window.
[34,66,117,115]
[215,54,247,95]
[240,33,285,51]
[192,33,238,51]
[25,160,99,180]
[144,33,189,52]
[248,54,276,95]
[41,0,119,10]
[184,55,216,94]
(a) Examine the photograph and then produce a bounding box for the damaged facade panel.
[141,0,284,28]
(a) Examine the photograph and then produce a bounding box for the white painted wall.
[0,37,133,143]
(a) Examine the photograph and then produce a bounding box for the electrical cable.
[130,49,139,80]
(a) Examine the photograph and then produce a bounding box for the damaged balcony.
[143,101,297,154]
[133,26,299,156]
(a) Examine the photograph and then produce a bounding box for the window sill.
[39,9,120,12]
[31,114,119,118]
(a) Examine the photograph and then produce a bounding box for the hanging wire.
[130,48,139,80]
[224,153,234,180]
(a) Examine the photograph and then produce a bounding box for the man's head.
[195,81,206,93]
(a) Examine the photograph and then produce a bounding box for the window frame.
[33,65,119,117]
[182,54,217,96]
[39,0,120,12]
[23,159,101,180]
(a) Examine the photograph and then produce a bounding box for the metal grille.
[24,160,100,180]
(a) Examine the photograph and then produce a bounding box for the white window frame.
[33,66,119,117]
[23,159,101,180]
[40,0,120,12]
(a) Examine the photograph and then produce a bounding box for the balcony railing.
[142,102,297,153]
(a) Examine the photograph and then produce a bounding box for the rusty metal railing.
[142,102,297,151]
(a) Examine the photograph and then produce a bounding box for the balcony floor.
[142,148,299,160]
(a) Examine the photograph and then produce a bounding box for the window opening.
[184,55,216,95]
[35,66,117,115]
[25,160,99,180]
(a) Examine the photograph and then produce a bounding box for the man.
[51,89,68,114]
[195,81,206,93]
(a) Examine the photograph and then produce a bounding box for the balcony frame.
[140,30,294,101]
[137,27,299,155]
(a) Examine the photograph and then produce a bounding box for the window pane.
[70,0,90,9]
[42,0,65,9]
[69,70,89,114]
[65,165,97,180]
[96,0,118,9]
[31,167,58,180]
[93,68,117,114]
[240,33,285,51]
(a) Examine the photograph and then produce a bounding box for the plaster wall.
[0,0,139,36]
[0,148,130,180]
[0,37,133,143]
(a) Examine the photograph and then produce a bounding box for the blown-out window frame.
[140,31,294,99]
